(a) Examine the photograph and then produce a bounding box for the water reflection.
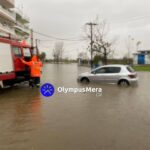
[0,87,42,149]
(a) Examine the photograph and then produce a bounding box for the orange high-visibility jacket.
[21,56,43,77]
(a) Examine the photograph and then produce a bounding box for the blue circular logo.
[40,83,55,97]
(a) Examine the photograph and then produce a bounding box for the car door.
[103,67,121,83]
[92,67,108,83]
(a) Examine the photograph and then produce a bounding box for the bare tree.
[85,17,116,65]
[53,41,64,63]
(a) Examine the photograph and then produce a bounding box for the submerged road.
[0,64,150,150]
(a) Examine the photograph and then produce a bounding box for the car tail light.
[128,74,137,78]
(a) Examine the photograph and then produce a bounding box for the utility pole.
[31,29,34,49]
[35,39,40,57]
[86,22,97,70]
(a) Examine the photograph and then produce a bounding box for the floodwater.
[0,64,150,150]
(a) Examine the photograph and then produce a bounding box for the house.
[133,50,150,65]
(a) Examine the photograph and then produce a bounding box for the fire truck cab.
[0,37,34,88]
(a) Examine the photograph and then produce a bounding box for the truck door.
[12,46,24,72]
[22,48,32,79]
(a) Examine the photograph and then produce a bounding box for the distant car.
[77,65,138,86]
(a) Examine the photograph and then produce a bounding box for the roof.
[133,53,139,55]
[138,50,150,52]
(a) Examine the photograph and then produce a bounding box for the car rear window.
[127,66,135,73]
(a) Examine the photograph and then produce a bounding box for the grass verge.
[133,66,150,71]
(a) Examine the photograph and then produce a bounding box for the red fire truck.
[0,37,34,88]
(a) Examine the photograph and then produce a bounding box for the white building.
[133,50,150,65]
[14,8,30,40]
[0,0,16,37]
[0,0,31,40]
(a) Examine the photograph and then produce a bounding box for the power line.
[112,15,150,24]
[37,38,88,42]
[38,40,87,48]
[33,30,86,41]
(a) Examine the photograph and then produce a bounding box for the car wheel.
[81,78,89,84]
[118,80,129,87]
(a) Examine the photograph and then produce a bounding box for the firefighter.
[20,55,43,88]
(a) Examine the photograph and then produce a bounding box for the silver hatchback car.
[78,65,138,86]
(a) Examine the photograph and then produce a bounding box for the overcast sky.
[16,0,150,59]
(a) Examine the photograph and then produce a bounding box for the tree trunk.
[103,48,107,65]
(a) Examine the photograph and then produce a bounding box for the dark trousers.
[29,77,40,88]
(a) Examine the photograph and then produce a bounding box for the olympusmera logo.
[40,83,55,97]
[40,83,102,97]
[57,87,102,96]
